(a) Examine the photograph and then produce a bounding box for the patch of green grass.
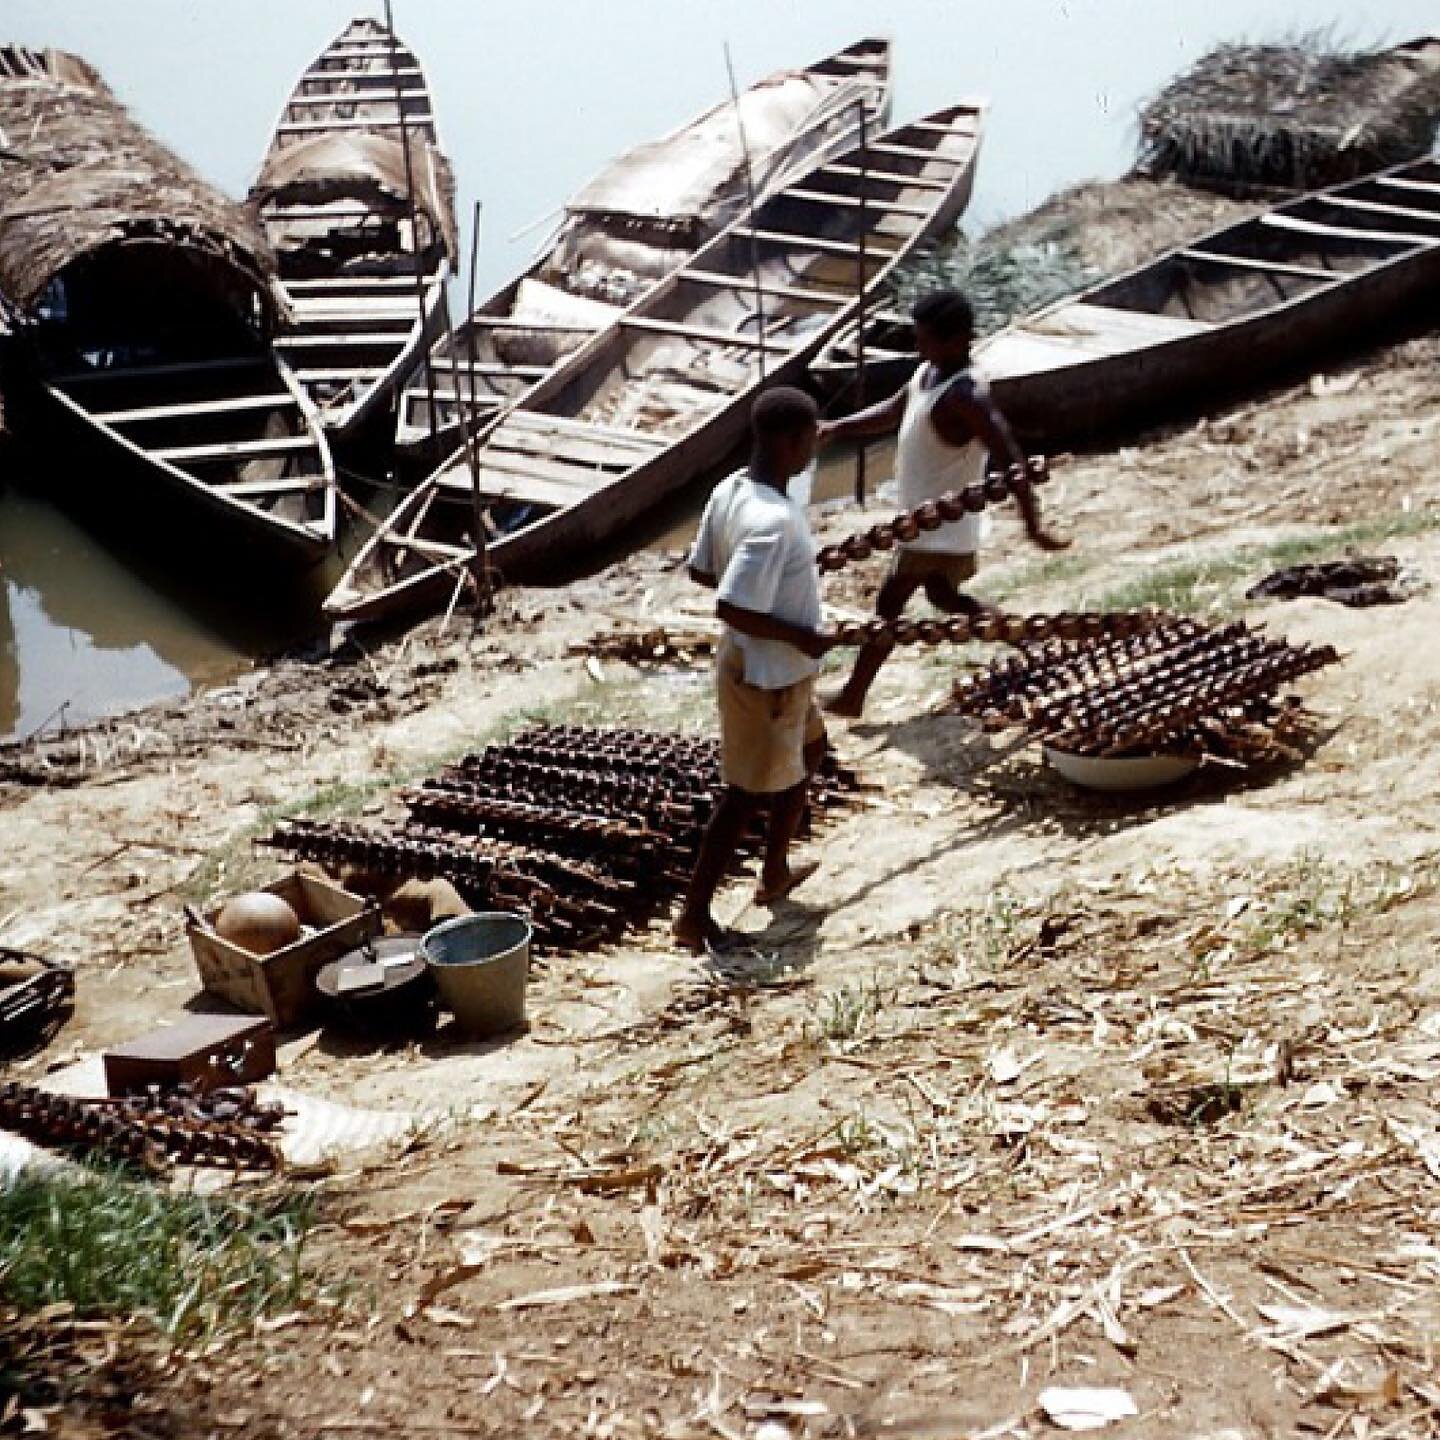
[1089,508,1440,616]
[949,890,1026,972]
[180,743,475,903]
[986,551,1098,604]
[0,1168,321,1344]
[813,975,893,1042]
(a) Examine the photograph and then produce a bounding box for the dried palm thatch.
[249,131,458,262]
[1137,32,1440,194]
[0,44,273,318]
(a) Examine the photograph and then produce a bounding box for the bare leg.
[674,786,759,950]
[824,571,923,719]
[757,777,811,900]
[922,573,986,615]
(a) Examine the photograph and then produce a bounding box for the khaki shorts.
[891,549,979,586]
[716,635,826,795]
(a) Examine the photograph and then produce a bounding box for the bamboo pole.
[462,198,493,610]
[854,100,869,506]
[382,0,439,446]
[723,42,767,382]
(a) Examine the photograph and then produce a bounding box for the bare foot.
[673,913,729,954]
[755,859,820,906]
[821,690,866,720]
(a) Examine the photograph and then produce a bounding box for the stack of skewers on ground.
[0,1080,284,1174]
[266,726,860,955]
[951,615,1340,768]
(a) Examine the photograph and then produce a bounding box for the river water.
[2,0,1434,740]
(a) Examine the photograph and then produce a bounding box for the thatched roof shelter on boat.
[1137,33,1440,193]
[0,44,274,318]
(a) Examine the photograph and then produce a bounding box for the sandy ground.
[7,320,1440,1436]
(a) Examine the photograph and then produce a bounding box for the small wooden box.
[187,871,380,1029]
[104,1014,276,1096]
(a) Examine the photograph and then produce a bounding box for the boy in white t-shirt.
[675,388,835,953]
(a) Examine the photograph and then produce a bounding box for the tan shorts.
[716,636,826,795]
[891,549,979,586]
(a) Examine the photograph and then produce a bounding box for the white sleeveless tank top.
[894,364,991,555]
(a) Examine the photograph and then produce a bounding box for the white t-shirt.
[689,469,821,690]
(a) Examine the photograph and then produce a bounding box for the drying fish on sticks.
[0,1080,284,1173]
[265,723,859,955]
[951,615,1340,768]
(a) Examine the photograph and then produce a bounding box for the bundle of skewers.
[267,725,860,954]
[816,456,1052,573]
[0,1080,283,1173]
[951,615,1339,763]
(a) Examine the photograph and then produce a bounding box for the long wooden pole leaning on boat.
[463,198,494,611]
[723,42,767,381]
[383,0,439,448]
[854,98,870,505]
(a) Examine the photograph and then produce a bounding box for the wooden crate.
[104,1014,276,1096]
[187,872,380,1029]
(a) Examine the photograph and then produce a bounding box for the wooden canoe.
[36,350,337,566]
[811,154,1440,446]
[0,42,337,566]
[249,16,456,443]
[326,100,986,623]
[391,38,892,469]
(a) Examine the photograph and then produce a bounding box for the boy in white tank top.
[815,289,1068,718]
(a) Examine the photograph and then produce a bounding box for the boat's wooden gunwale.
[327,103,984,619]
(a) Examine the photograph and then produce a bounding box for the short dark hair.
[912,288,974,342]
[751,386,819,443]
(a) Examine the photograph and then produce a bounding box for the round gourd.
[215,892,301,955]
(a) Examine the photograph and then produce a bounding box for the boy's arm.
[815,386,908,447]
[938,381,1069,552]
[717,600,833,659]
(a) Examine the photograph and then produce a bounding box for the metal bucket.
[420,913,531,1038]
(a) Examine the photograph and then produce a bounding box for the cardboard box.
[187,872,380,1029]
[104,1014,276,1096]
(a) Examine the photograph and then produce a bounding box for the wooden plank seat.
[730,226,900,258]
[216,476,329,498]
[1322,194,1440,227]
[485,426,644,472]
[294,367,385,383]
[425,359,548,378]
[619,315,795,351]
[820,163,950,192]
[505,409,667,451]
[680,269,849,306]
[1377,176,1440,197]
[866,140,961,163]
[285,276,423,290]
[277,334,408,350]
[278,115,433,135]
[783,188,932,218]
[93,393,297,424]
[1180,250,1340,282]
[1259,213,1437,248]
[154,435,317,464]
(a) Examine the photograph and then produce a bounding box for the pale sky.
[6,2,1436,292]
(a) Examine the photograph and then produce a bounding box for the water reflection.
[0,485,336,741]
